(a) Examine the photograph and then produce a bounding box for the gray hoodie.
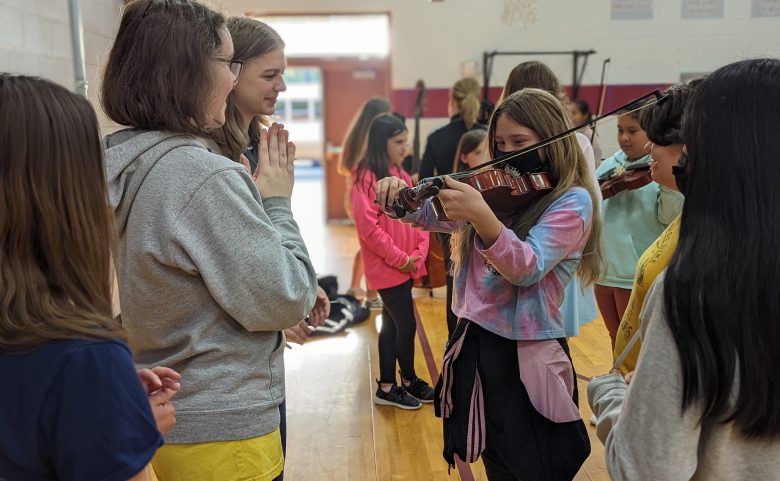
[105,130,317,444]
[588,272,780,480]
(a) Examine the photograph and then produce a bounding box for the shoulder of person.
[61,338,133,361]
[545,187,593,217]
[595,151,623,175]
[354,168,378,189]
[428,117,464,141]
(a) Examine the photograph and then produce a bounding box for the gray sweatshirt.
[588,272,780,480]
[105,130,317,444]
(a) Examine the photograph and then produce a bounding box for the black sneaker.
[374,382,422,410]
[402,375,435,403]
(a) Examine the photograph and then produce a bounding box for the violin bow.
[591,58,611,145]
[411,79,426,176]
[443,88,667,182]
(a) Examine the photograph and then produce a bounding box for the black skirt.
[434,319,590,481]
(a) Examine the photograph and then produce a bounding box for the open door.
[253,13,392,222]
[288,58,390,221]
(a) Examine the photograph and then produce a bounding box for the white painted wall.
[2,0,778,143]
[224,0,780,88]
[0,0,121,131]
[224,0,780,155]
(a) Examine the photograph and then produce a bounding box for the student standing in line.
[352,113,433,410]
[588,58,780,481]
[101,2,321,480]
[594,109,683,348]
[0,73,175,481]
[377,89,603,480]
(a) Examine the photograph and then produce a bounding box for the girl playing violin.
[351,113,433,410]
[376,88,602,480]
[594,109,684,348]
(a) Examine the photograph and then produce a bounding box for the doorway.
[255,13,392,222]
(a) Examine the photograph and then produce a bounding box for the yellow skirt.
[151,428,283,481]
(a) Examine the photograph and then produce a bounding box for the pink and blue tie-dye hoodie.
[404,187,593,340]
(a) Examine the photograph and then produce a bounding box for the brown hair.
[101,0,227,136]
[502,61,561,101]
[339,97,391,175]
[451,89,603,285]
[0,75,123,350]
[213,17,285,161]
[452,128,487,173]
[451,78,481,129]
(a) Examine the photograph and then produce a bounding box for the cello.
[407,80,447,289]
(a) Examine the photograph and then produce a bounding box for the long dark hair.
[452,128,487,173]
[101,0,226,136]
[354,113,407,186]
[1,75,123,350]
[213,17,285,161]
[664,58,780,439]
[339,97,391,175]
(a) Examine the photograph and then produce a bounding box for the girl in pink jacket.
[351,113,432,410]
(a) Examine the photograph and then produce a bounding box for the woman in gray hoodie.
[100,1,320,479]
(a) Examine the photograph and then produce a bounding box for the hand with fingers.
[241,123,296,199]
[375,176,409,214]
[398,256,421,273]
[137,367,181,435]
[137,366,181,395]
[284,319,312,345]
[149,387,177,435]
[306,286,330,327]
[436,176,503,248]
[433,176,493,223]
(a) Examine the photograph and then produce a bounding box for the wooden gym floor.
[278,173,614,481]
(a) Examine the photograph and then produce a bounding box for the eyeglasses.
[214,58,244,81]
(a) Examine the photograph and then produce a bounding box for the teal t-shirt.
[596,150,684,289]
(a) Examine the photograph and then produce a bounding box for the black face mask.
[496,147,547,174]
[672,153,689,196]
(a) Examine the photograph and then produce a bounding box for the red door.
[289,57,391,221]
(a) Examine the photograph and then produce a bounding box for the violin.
[389,89,668,220]
[598,157,653,199]
[395,166,553,221]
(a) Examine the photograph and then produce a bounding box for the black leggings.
[377,279,417,384]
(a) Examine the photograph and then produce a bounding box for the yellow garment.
[151,428,283,481]
[614,216,681,374]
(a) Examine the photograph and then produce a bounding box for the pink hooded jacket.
[351,166,429,290]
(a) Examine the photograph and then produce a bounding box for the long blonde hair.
[1,75,123,350]
[452,78,481,129]
[451,89,603,285]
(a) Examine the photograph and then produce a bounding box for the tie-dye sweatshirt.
[404,187,593,340]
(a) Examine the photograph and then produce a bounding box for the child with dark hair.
[611,80,701,375]
[594,108,684,348]
[589,58,780,481]
[569,99,603,163]
[351,113,433,410]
